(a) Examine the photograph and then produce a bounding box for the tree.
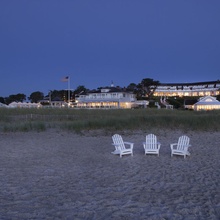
[126,83,137,92]
[74,85,88,94]
[137,78,160,99]
[5,93,26,104]
[46,90,75,102]
[0,97,5,104]
[48,90,65,101]
[29,91,44,103]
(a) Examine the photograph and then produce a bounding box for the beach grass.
[0,108,220,132]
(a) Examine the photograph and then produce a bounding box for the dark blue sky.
[1,0,220,97]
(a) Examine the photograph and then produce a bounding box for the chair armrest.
[157,142,161,149]
[112,143,120,146]
[170,143,178,150]
[123,142,134,149]
[112,143,121,152]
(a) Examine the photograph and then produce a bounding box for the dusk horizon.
[0,77,220,98]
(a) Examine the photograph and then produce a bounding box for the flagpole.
[61,76,70,107]
[68,76,70,107]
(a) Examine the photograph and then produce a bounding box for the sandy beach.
[0,129,220,220]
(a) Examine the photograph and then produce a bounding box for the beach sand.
[0,129,220,219]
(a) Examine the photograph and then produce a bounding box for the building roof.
[158,80,220,87]
[78,86,132,95]
[194,96,220,106]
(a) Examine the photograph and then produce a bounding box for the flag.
[61,76,69,82]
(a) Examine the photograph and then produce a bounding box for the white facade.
[153,80,220,97]
[75,87,137,109]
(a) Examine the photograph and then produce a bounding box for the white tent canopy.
[8,102,42,108]
[0,103,7,108]
[193,96,220,111]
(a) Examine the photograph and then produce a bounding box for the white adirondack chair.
[143,134,161,156]
[170,135,191,159]
[112,134,134,158]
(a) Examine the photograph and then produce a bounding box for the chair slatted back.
[177,135,190,151]
[146,134,157,149]
[112,134,125,151]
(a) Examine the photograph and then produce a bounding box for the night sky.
[1,0,220,97]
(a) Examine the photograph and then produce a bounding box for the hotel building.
[75,86,137,109]
[153,80,220,97]
[75,80,220,109]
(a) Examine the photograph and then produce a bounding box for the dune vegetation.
[0,108,220,132]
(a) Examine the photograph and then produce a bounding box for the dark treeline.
[0,78,159,104]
